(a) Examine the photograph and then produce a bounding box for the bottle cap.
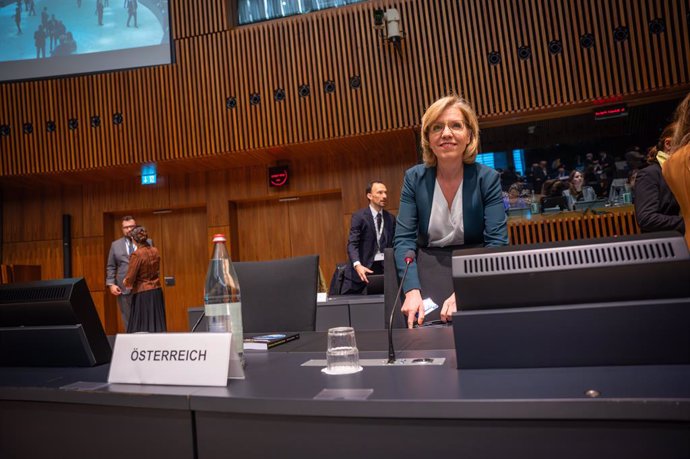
[212,234,226,243]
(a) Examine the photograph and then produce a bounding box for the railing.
[508,206,639,245]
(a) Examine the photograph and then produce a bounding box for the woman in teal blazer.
[394,95,508,328]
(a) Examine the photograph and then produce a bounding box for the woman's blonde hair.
[420,95,480,167]
[670,93,690,153]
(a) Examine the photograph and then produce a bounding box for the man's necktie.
[376,213,383,246]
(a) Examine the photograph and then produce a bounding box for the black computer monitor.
[450,232,690,368]
[0,278,112,366]
[451,231,690,311]
[572,198,608,211]
[540,195,568,212]
[364,274,385,295]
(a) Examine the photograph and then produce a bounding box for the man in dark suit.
[342,181,396,294]
[106,215,144,329]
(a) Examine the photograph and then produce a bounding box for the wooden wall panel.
[73,236,106,295]
[1,0,688,177]
[158,208,208,332]
[2,240,62,280]
[62,185,85,239]
[236,199,291,261]
[288,193,344,281]
[168,171,207,208]
[2,188,23,243]
[1,186,62,242]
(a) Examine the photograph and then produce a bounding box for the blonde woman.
[394,95,508,328]
[662,93,690,249]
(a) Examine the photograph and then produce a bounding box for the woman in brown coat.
[123,226,167,332]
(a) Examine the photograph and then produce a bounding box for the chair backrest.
[234,255,319,333]
[384,247,456,328]
[328,262,348,296]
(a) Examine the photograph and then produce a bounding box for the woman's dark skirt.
[127,288,167,333]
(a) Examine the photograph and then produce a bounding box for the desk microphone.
[388,250,415,364]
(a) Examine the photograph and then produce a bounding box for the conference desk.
[1,328,688,459]
[189,294,386,332]
[315,294,385,330]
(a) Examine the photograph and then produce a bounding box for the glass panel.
[475,153,496,169]
[512,149,525,176]
[238,0,368,25]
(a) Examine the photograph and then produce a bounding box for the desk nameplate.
[108,333,243,386]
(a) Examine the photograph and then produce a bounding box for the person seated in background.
[562,170,597,210]
[503,183,528,210]
[550,157,563,177]
[626,146,645,172]
[394,95,508,328]
[539,179,568,211]
[500,165,518,191]
[530,161,548,195]
[634,122,684,235]
[662,93,690,249]
[584,159,603,195]
[598,150,614,192]
[555,164,569,180]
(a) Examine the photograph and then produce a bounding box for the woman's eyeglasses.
[429,120,466,135]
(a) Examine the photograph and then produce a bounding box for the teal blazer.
[393,163,508,292]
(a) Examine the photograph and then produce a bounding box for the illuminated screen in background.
[0,0,171,82]
[238,0,367,25]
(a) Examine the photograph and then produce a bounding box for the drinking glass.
[322,327,363,375]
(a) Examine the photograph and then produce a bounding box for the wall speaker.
[274,88,285,102]
[548,39,562,55]
[62,214,72,278]
[580,33,595,49]
[488,51,501,65]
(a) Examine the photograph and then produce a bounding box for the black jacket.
[634,163,685,234]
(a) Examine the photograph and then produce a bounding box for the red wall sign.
[594,104,628,121]
[268,166,289,187]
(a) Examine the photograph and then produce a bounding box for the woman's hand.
[401,288,424,329]
[440,293,457,322]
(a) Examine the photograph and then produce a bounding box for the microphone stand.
[388,253,414,364]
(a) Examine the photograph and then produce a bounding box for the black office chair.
[234,255,319,333]
[328,261,348,296]
[384,247,456,328]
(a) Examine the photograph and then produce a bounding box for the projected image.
[0,0,170,82]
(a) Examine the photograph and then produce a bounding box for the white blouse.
[427,179,464,247]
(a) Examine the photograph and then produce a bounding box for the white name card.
[108,332,238,386]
